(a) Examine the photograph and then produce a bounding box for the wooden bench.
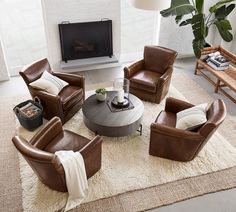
[195,46,236,104]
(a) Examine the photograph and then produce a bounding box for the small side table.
[195,46,236,104]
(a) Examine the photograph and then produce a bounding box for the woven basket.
[13,97,43,131]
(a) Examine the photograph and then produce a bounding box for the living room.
[0,0,236,211]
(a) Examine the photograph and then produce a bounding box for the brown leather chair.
[149,97,226,161]
[19,58,85,124]
[12,117,102,192]
[124,46,178,103]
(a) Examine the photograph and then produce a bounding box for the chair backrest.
[12,121,67,192]
[198,99,226,137]
[144,45,178,74]
[19,58,52,85]
[194,99,226,155]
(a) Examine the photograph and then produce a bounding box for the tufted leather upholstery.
[149,97,226,161]
[12,117,103,192]
[19,58,85,124]
[124,46,178,103]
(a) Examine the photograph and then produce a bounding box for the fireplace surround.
[59,20,113,63]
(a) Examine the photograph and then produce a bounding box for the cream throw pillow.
[176,103,208,131]
[29,71,68,95]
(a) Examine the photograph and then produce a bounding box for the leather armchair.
[124,46,178,103]
[19,58,85,124]
[12,117,103,192]
[149,97,226,161]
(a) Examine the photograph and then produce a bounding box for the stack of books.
[20,102,41,118]
[205,51,230,71]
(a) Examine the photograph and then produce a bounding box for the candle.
[117,89,124,103]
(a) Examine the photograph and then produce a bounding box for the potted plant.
[160,0,236,58]
[95,88,107,101]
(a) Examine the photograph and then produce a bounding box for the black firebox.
[59,20,113,62]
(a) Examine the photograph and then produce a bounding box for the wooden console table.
[195,46,236,104]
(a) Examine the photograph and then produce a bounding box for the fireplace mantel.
[60,55,119,72]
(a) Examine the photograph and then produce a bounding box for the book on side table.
[205,51,230,71]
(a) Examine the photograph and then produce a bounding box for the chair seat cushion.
[44,130,90,153]
[155,111,176,128]
[130,70,161,93]
[59,86,83,111]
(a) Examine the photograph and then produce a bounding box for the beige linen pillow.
[29,78,59,95]
[176,103,208,131]
[29,71,68,95]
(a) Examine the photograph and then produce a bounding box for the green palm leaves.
[160,0,235,58]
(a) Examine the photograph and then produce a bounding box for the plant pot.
[96,93,107,102]
[204,41,212,48]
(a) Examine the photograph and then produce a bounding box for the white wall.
[42,0,121,70]
[2,0,233,76]
[0,39,9,81]
[229,28,236,54]
[0,0,47,76]
[159,16,193,56]
[120,0,158,61]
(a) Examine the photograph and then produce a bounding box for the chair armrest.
[53,72,85,88]
[80,135,103,157]
[151,123,203,141]
[12,136,54,162]
[28,87,63,110]
[160,66,173,81]
[164,97,194,114]
[30,117,63,149]
[52,155,66,177]
[124,60,144,78]
[199,122,217,137]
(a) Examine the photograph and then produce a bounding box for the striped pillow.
[29,71,68,95]
[29,78,59,95]
[41,71,68,92]
[176,103,208,131]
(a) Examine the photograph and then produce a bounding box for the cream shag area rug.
[16,86,236,211]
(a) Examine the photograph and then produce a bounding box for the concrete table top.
[82,91,144,137]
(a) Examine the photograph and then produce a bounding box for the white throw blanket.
[55,150,88,211]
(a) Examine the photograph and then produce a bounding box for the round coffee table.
[82,91,144,137]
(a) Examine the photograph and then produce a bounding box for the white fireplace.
[41,0,121,71]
